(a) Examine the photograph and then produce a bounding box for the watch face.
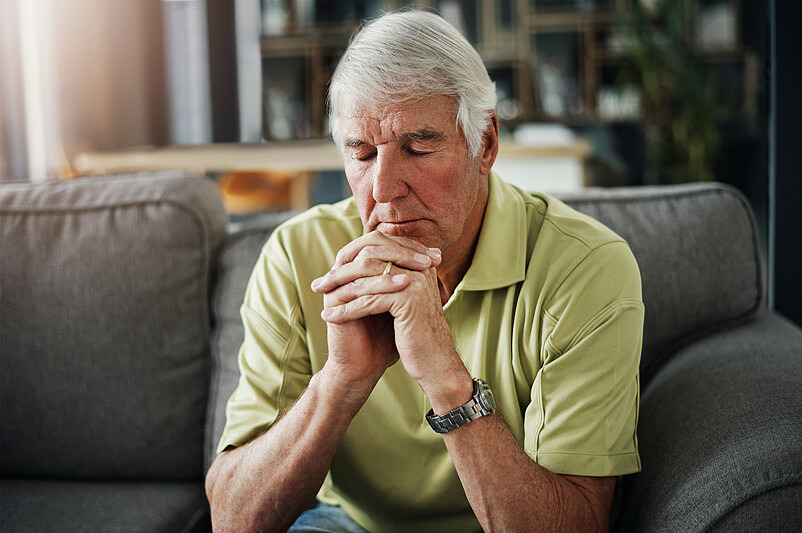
[478,380,496,412]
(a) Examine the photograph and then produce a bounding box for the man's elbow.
[205,457,220,507]
[562,475,616,533]
[206,451,238,531]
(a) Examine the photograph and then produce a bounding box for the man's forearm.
[206,366,375,532]
[443,413,615,533]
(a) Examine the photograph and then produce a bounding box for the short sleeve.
[524,241,644,476]
[216,234,313,453]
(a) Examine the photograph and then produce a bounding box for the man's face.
[338,95,489,254]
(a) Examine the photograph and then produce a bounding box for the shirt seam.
[277,299,304,417]
[566,299,644,356]
[543,241,630,311]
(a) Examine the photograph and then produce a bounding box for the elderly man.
[206,10,643,533]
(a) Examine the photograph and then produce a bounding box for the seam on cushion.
[561,182,741,206]
[0,171,200,211]
[1,197,204,214]
[159,200,216,379]
[703,474,802,531]
[2,198,216,343]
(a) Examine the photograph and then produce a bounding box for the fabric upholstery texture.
[708,483,802,532]
[616,311,802,531]
[562,184,762,384]
[0,478,210,533]
[1,173,227,479]
[3,174,799,532]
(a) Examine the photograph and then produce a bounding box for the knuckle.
[354,246,376,262]
[335,249,348,265]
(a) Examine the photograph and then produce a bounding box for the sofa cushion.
[206,213,294,469]
[708,483,802,532]
[0,478,210,533]
[616,311,802,531]
[561,183,762,383]
[1,173,228,479]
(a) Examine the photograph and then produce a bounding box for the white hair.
[328,10,497,158]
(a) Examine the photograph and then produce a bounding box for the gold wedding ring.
[382,261,393,276]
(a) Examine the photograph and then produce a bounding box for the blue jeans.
[287,502,370,533]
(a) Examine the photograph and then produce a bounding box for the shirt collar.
[457,171,527,292]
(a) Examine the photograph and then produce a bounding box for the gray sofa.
[1,172,800,532]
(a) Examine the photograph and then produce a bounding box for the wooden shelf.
[257,0,757,139]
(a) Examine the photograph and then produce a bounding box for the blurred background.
[0,0,799,323]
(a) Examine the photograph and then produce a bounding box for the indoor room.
[1,1,800,531]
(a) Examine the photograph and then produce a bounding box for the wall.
[0,0,168,180]
[771,0,802,327]
[54,0,168,159]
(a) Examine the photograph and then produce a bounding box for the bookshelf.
[257,0,758,141]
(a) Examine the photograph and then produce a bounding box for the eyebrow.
[402,129,447,142]
[342,128,447,149]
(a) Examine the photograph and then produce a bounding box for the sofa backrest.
[561,183,762,384]
[1,172,227,480]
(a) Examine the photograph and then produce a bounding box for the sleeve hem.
[528,450,642,477]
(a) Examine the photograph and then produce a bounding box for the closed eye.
[404,147,431,157]
[356,152,377,161]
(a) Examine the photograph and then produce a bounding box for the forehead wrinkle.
[339,97,458,148]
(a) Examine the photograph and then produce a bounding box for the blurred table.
[73,138,590,212]
[73,140,343,212]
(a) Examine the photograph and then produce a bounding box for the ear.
[477,111,499,176]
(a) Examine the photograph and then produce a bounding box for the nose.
[372,148,409,204]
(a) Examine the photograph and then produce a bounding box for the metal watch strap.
[426,379,495,434]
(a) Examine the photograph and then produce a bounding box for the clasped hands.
[310,231,470,404]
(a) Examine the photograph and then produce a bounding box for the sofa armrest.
[617,311,802,531]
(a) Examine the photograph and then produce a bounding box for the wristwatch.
[426,378,496,433]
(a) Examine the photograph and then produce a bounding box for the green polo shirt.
[218,171,643,532]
